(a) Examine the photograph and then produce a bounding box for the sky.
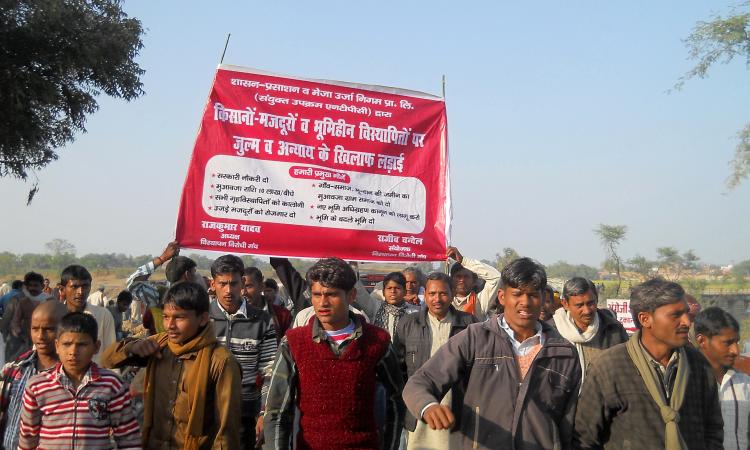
[1,1,748,267]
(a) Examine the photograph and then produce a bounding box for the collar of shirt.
[452,294,469,308]
[312,313,363,345]
[720,369,742,389]
[638,339,679,376]
[498,316,544,356]
[427,310,453,327]
[54,362,99,393]
[217,298,248,319]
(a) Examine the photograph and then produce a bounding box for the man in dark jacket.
[209,254,277,449]
[403,257,581,450]
[550,277,628,386]
[393,272,476,449]
[574,278,723,450]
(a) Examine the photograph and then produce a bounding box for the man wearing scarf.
[550,277,628,386]
[358,271,419,342]
[103,281,242,450]
[574,278,723,450]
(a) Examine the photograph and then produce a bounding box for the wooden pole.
[220,33,231,64]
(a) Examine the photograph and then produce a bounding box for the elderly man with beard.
[550,277,628,386]
[574,278,723,450]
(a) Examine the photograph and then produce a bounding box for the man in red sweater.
[262,257,404,450]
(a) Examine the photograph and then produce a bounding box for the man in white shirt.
[695,306,750,450]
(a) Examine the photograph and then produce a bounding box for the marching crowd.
[0,241,747,450]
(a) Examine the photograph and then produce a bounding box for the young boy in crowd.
[18,312,141,449]
[104,281,242,449]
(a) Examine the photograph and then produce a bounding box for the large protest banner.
[176,65,449,261]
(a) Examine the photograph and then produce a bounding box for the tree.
[0,0,145,194]
[545,261,599,280]
[677,4,750,189]
[732,259,750,277]
[491,248,520,271]
[627,254,657,280]
[594,224,627,295]
[44,238,76,256]
[655,247,701,280]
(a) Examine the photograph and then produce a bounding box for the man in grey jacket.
[403,257,581,450]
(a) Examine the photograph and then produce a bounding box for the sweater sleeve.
[109,381,142,449]
[259,319,279,408]
[17,383,41,450]
[263,338,297,450]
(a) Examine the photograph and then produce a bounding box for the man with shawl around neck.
[103,281,242,450]
[574,278,723,450]
[447,246,501,320]
[549,277,628,386]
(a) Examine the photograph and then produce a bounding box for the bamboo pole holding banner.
[442,74,450,275]
[220,33,231,64]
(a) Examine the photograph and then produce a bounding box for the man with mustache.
[550,277,628,386]
[574,278,723,450]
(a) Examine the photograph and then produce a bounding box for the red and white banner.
[606,299,637,334]
[176,65,450,261]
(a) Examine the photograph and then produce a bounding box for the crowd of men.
[0,241,747,450]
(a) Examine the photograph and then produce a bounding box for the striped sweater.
[209,299,277,405]
[18,362,141,449]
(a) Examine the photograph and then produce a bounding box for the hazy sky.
[1,1,748,267]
